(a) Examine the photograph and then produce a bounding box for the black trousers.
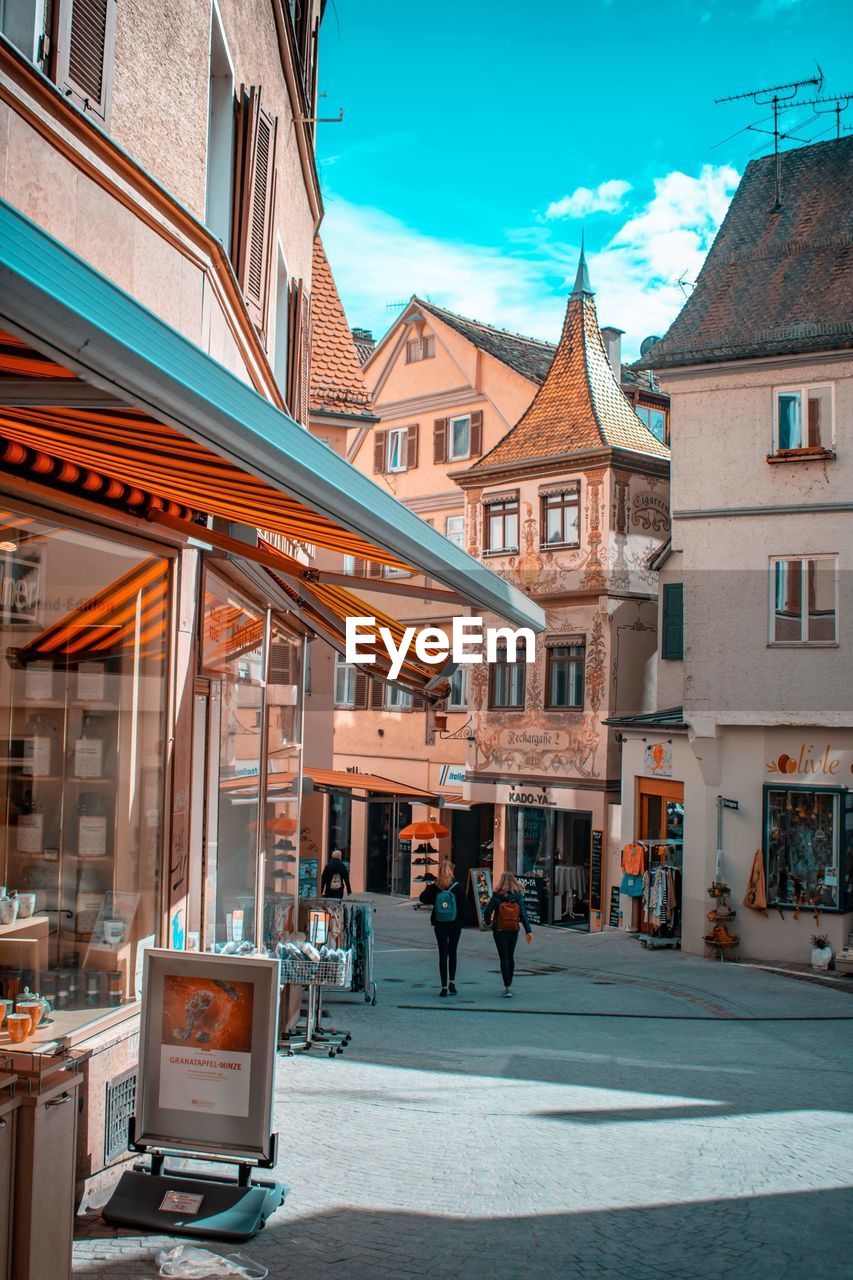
[493,929,519,987]
[433,923,462,986]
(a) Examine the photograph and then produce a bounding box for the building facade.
[612,137,853,963]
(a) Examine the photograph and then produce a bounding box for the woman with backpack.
[483,872,533,997]
[418,859,466,997]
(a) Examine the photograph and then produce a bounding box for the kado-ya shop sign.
[766,743,853,779]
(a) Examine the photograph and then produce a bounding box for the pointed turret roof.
[461,254,670,474]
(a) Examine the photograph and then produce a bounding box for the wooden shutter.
[373,431,387,474]
[351,557,365,577]
[369,679,385,710]
[470,410,484,457]
[353,671,368,709]
[412,692,426,711]
[433,418,448,464]
[406,424,419,469]
[661,583,684,660]
[369,561,384,579]
[233,86,277,331]
[54,0,117,126]
[298,288,311,424]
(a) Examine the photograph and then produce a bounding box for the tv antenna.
[801,92,853,139]
[716,68,824,208]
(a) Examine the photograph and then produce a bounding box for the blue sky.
[315,0,851,357]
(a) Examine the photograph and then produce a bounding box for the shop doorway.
[366,800,412,894]
[553,810,593,930]
[636,779,684,943]
[506,806,593,928]
[450,804,494,924]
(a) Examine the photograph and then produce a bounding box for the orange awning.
[305,768,436,800]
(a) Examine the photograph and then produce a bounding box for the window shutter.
[369,679,385,710]
[413,692,426,711]
[353,670,368,709]
[470,410,483,457]
[352,557,365,577]
[369,561,384,579]
[233,86,277,331]
[298,289,311,424]
[433,418,447,464]
[54,0,117,126]
[406,423,419,469]
[661,583,684,660]
[373,431,387,474]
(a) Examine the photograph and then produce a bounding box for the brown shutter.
[413,692,426,711]
[233,86,277,332]
[369,679,385,710]
[298,288,311,424]
[406,423,419,469]
[373,431,387,474]
[54,0,117,126]
[470,410,484,457]
[351,557,365,577]
[353,670,368,709]
[286,279,303,419]
[369,561,384,579]
[433,418,448,464]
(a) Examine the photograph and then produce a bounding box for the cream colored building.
[611,136,853,964]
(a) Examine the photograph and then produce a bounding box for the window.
[636,404,668,444]
[342,555,357,575]
[386,684,414,711]
[406,336,435,362]
[774,385,833,453]
[386,428,407,473]
[541,489,580,547]
[484,495,519,554]
[232,86,277,330]
[447,667,467,711]
[765,786,846,912]
[205,3,236,247]
[272,248,289,398]
[445,515,465,549]
[334,657,356,708]
[546,643,585,708]
[661,583,684,660]
[0,0,45,62]
[53,0,117,126]
[770,557,837,645]
[448,415,471,461]
[489,650,526,709]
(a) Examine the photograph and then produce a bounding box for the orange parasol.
[398,820,449,840]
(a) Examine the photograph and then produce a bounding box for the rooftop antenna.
[716,67,824,209]
[801,92,853,138]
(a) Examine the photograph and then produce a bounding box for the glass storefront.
[765,785,851,912]
[0,505,169,1029]
[506,806,592,927]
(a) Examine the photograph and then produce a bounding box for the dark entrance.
[366,800,412,894]
[451,804,494,924]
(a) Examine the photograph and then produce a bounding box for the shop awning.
[304,769,436,801]
[0,199,544,635]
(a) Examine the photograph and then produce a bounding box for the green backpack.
[434,883,458,923]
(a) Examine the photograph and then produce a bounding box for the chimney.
[601,326,623,384]
[351,326,376,366]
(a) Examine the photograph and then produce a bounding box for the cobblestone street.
[74,899,853,1280]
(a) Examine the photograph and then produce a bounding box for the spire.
[570,231,594,299]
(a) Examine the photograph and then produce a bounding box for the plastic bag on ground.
[155,1243,268,1278]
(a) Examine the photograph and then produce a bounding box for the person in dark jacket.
[419,858,466,997]
[321,850,352,900]
[483,872,533,997]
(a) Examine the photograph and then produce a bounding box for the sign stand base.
[103,1156,286,1242]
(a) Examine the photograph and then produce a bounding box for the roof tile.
[310,238,373,414]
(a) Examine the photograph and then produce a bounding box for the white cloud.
[544,179,632,221]
[320,162,740,361]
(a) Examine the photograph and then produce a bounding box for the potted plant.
[810,933,833,971]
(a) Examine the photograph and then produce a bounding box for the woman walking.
[419,859,466,997]
[484,872,533,997]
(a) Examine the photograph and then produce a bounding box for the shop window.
[774,384,833,453]
[0,506,169,1033]
[765,786,845,912]
[661,583,684,660]
[489,649,525,709]
[201,571,265,681]
[334,656,356,708]
[484,495,519,555]
[445,515,465,549]
[770,557,837,645]
[328,791,352,859]
[262,618,303,940]
[636,404,668,444]
[447,666,467,711]
[546,643,585,709]
[541,488,580,548]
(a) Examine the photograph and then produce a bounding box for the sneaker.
[503,987,512,998]
[439,987,448,997]
[448,982,457,994]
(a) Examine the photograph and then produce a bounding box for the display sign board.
[135,950,279,1162]
[608,885,621,929]
[516,873,544,926]
[468,867,493,929]
[589,830,604,913]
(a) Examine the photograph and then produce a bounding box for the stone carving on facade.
[472,713,600,779]
[585,611,607,712]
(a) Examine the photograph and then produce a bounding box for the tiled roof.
[463,256,670,472]
[352,328,376,366]
[639,136,853,369]
[415,298,556,383]
[309,238,373,415]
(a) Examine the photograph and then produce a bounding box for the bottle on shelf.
[16,791,44,855]
[74,712,106,780]
[77,791,110,858]
[24,712,55,778]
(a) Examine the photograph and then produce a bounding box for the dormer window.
[406,335,435,363]
[773,385,833,455]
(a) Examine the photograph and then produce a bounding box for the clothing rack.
[637,838,683,949]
